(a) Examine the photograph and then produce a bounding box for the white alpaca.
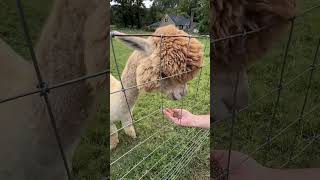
[110,74,137,150]
[110,25,204,149]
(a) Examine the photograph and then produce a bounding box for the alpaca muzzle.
[169,88,188,101]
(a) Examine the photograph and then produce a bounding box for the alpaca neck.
[30,0,98,168]
[120,51,141,108]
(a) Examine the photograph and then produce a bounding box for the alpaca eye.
[160,72,167,79]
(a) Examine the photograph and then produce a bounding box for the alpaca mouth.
[169,92,183,101]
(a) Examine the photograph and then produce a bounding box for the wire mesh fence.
[4,1,320,179]
[109,31,210,179]
[0,1,108,179]
[212,2,320,180]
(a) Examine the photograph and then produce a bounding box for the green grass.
[0,0,53,59]
[110,34,210,179]
[213,0,320,170]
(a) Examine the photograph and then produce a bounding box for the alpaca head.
[212,0,296,121]
[114,25,204,100]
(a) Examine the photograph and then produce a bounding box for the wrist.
[191,114,210,129]
[190,114,200,127]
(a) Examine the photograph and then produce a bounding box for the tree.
[111,0,209,33]
[196,0,209,33]
[111,0,145,28]
[176,0,198,17]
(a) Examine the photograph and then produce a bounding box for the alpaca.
[110,25,204,149]
[0,0,107,179]
[110,73,136,150]
[212,0,296,121]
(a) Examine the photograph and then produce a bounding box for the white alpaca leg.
[110,123,119,150]
[121,112,136,139]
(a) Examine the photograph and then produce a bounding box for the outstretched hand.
[163,108,196,127]
[163,108,210,129]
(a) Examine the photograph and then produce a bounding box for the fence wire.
[0,1,109,179]
[212,3,320,180]
[110,32,210,179]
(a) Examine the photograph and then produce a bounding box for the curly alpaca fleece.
[212,0,296,121]
[137,25,204,91]
[212,0,296,72]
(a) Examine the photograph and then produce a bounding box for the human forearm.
[192,115,210,129]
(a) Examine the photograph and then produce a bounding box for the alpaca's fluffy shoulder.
[212,0,296,71]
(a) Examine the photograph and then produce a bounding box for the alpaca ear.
[111,31,153,55]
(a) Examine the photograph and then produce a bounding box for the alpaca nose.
[172,92,182,100]
[182,88,188,96]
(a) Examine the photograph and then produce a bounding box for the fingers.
[166,108,181,114]
[163,108,180,123]
[164,108,175,115]
[163,108,182,117]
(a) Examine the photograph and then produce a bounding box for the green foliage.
[196,0,209,33]
[111,0,209,33]
[111,0,146,28]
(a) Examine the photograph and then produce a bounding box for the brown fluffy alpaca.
[136,25,204,92]
[0,0,107,179]
[212,0,296,121]
[110,25,204,149]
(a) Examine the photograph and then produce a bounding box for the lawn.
[213,0,320,172]
[110,29,210,179]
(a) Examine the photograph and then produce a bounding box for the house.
[148,13,198,33]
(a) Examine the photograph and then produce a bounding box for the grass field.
[214,0,320,171]
[110,30,210,179]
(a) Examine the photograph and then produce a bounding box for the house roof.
[168,14,191,26]
[149,21,161,28]
[148,14,197,29]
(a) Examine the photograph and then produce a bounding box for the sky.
[110,0,153,8]
[144,0,153,8]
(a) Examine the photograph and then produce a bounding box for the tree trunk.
[137,9,141,28]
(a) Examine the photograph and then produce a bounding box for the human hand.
[211,150,270,180]
[163,108,197,127]
[163,108,210,128]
